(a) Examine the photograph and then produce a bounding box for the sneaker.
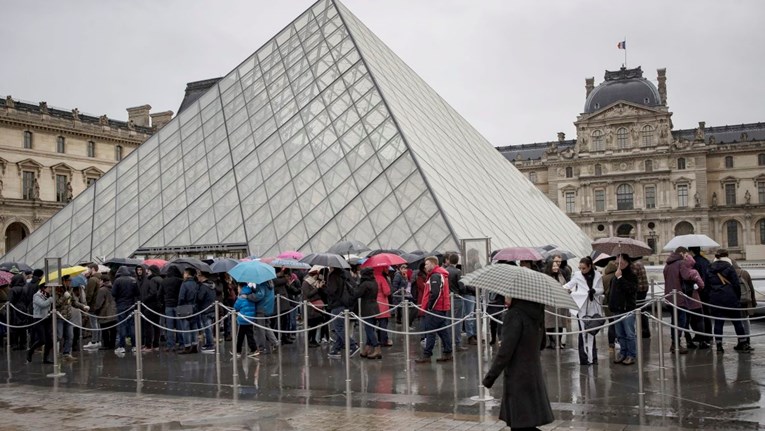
[436,354,453,362]
[414,356,431,363]
[114,347,126,354]
[622,357,635,365]
[141,347,153,353]
[247,350,260,358]
[84,341,101,350]
[328,350,342,358]
[613,355,625,364]
[201,347,216,354]
[349,345,361,357]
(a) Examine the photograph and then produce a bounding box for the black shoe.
[414,356,431,363]
[717,343,724,353]
[698,342,710,350]
[281,339,294,345]
[734,343,754,353]
[489,339,496,346]
[43,359,54,364]
[436,354,453,362]
[308,341,320,348]
[686,341,699,349]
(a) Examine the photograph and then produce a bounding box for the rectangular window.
[677,184,688,208]
[22,171,35,200]
[87,141,96,158]
[56,175,68,202]
[760,219,765,245]
[565,192,575,213]
[528,172,537,184]
[56,136,65,153]
[759,182,765,204]
[23,131,33,149]
[725,183,736,205]
[727,221,739,247]
[645,186,656,209]
[595,189,605,212]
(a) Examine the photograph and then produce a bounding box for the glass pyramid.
[2,0,591,267]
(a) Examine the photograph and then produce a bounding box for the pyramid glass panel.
[3,0,590,267]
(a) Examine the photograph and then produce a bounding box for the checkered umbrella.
[461,263,577,309]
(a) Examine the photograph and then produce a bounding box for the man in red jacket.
[415,256,453,363]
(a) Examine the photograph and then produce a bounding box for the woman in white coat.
[563,256,604,365]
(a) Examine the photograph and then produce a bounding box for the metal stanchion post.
[657,298,665,376]
[470,287,493,401]
[214,301,221,367]
[403,300,411,377]
[450,293,456,349]
[5,304,10,352]
[344,309,351,395]
[231,311,238,381]
[672,289,679,363]
[636,310,644,396]
[303,301,310,360]
[135,303,142,380]
[357,298,363,347]
[276,295,281,342]
[554,312,561,365]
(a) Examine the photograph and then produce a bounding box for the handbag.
[582,297,605,334]
[176,304,194,317]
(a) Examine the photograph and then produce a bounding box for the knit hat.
[33,269,44,277]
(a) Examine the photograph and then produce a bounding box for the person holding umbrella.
[609,254,638,365]
[563,256,603,366]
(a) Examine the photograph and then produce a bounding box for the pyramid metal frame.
[2,0,591,267]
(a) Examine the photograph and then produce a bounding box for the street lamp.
[648,229,656,254]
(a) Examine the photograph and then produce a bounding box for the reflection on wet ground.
[1,319,764,430]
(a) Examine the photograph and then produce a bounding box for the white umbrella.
[662,234,720,252]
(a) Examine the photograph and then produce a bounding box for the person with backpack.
[708,249,750,353]
[733,259,756,349]
[177,268,200,354]
[139,265,163,352]
[196,271,216,353]
[325,267,360,358]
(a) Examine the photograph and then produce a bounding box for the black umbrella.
[210,258,240,274]
[367,249,405,257]
[0,262,33,273]
[170,258,213,273]
[300,252,350,269]
[327,240,370,256]
[103,257,143,269]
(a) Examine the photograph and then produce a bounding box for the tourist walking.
[563,256,603,365]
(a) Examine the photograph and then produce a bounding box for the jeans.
[422,311,452,357]
[164,307,177,348]
[712,309,747,344]
[614,313,637,359]
[201,314,214,349]
[331,307,357,353]
[670,308,688,343]
[255,312,278,351]
[180,316,199,347]
[377,318,389,345]
[89,314,101,343]
[462,295,476,337]
[364,317,379,347]
[117,307,135,349]
[57,319,74,354]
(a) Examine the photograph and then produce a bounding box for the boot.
[717,343,724,353]
[360,345,371,358]
[367,346,382,360]
[546,335,556,349]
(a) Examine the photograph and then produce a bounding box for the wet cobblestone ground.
[1,317,764,430]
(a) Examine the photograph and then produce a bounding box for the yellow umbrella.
[38,266,88,285]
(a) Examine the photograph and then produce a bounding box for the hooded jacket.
[139,265,163,311]
[111,266,139,310]
[196,277,216,316]
[246,281,275,316]
[32,288,54,318]
[373,267,392,318]
[707,258,741,310]
[301,274,324,321]
[422,266,451,312]
[234,284,257,325]
[359,268,380,318]
[663,253,705,310]
[160,265,183,308]
[93,280,117,323]
[85,271,101,307]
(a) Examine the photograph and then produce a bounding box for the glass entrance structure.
[2,0,591,267]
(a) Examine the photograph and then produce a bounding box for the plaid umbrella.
[591,237,652,257]
[300,252,350,269]
[461,264,577,309]
[662,234,719,251]
[492,247,544,262]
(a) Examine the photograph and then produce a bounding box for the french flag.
[617,41,626,49]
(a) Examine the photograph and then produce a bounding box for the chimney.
[657,68,667,105]
[126,104,152,128]
[585,77,595,97]
[150,111,174,130]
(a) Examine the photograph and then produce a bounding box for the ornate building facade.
[499,66,765,262]
[0,96,172,255]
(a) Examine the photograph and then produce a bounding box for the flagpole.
[624,37,627,68]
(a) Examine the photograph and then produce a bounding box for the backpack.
[739,275,752,305]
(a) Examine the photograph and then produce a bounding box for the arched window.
[23,131,33,149]
[674,221,695,236]
[594,164,602,176]
[758,219,765,245]
[616,127,629,149]
[565,167,573,178]
[87,141,96,158]
[758,153,765,166]
[592,130,604,151]
[616,223,634,238]
[726,220,739,247]
[115,145,123,161]
[645,160,653,172]
[724,156,734,168]
[677,157,686,170]
[56,136,66,153]
[616,184,634,210]
[641,125,655,147]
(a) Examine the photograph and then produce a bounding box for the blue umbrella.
[210,258,240,274]
[228,260,277,284]
[70,274,87,288]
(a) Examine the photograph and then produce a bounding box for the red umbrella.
[361,253,406,268]
[492,247,544,262]
[144,258,167,268]
[277,250,304,260]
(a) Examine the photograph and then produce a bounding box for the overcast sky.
[2,1,764,146]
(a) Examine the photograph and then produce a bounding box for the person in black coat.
[139,265,163,350]
[707,250,749,353]
[482,297,554,431]
[609,254,638,365]
[158,265,183,351]
[111,266,139,352]
[358,267,381,359]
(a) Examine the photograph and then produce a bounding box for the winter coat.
[358,268,380,318]
[563,270,603,316]
[32,289,53,318]
[0,287,8,322]
[234,285,257,325]
[735,266,756,316]
[445,265,463,296]
[543,269,568,327]
[374,267,392,318]
[608,265,638,314]
[273,275,300,315]
[139,271,163,312]
[111,266,139,311]
[246,281,275,316]
[391,271,409,300]
[56,287,86,321]
[414,271,427,316]
[482,299,554,429]
[160,265,183,308]
[21,276,41,312]
[301,275,324,321]
[85,273,100,307]
[692,254,712,301]
[707,258,741,313]
[663,253,705,310]
[178,278,200,310]
[196,279,216,317]
[601,261,618,317]
[422,266,451,312]
[93,283,117,324]
[9,282,28,323]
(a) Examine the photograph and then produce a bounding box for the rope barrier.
[351,312,472,336]
[545,311,635,336]
[217,302,303,319]
[0,312,51,329]
[412,303,473,321]
[663,299,761,322]
[676,291,765,312]
[78,305,134,320]
[237,313,343,335]
[645,312,759,340]
[6,302,40,318]
[56,311,135,332]
[142,302,218,320]
[140,312,230,334]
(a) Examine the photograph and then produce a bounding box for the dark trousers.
[307,317,323,343]
[488,305,504,342]
[142,310,162,348]
[236,324,256,354]
[712,309,747,344]
[422,311,452,357]
[27,316,53,362]
[102,323,117,349]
